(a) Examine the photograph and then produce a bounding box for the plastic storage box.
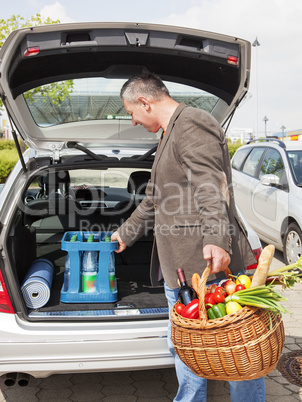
[60,231,118,303]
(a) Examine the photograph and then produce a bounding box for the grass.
[0,148,19,183]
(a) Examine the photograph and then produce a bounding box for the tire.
[283,223,302,265]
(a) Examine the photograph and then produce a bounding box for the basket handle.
[198,263,231,326]
[198,263,211,324]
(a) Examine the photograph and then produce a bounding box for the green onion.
[265,256,302,289]
[225,285,291,314]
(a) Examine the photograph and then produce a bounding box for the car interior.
[7,164,168,318]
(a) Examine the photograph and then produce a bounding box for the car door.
[251,148,288,243]
[232,146,266,223]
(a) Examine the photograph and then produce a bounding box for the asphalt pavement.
[0,245,301,401]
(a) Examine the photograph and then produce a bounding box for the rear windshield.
[23,77,219,127]
[69,168,150,189]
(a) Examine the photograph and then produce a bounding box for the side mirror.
[260,173,281,187]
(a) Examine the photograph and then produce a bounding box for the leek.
[265,256,302,289]
[225,285,291,314]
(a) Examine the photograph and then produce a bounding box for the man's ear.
[137,96,151,111]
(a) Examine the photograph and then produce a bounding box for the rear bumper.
[0,314,174,378]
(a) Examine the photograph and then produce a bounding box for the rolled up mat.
[21,258,54,308]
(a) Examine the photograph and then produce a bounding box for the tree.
[0,14,73,152]
[0,14,74,110]
[0,14,60,48]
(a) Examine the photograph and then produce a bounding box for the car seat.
[113,171,151,214]
[24,171,81,242]
[127,171,151,195]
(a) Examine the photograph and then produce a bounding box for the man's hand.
[111,231,127,253]
[203,244,230,274]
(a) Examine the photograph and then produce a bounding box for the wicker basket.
[171,266,285,381]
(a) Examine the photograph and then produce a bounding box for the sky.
[1,0,302,136]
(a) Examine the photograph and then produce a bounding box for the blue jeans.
[164,282,265,402]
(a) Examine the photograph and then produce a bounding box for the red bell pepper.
[180,298,199,319]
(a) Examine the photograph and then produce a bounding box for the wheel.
[283,223,302,265]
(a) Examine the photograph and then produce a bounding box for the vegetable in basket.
[225,301,242,314]
[264,255,302,289]
[204,293,216,309]
[207,302,226,319]
[224,285,291,314]
[180,299,199,319]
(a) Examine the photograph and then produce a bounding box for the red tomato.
[175,303,185,314]
[215,286,227,297]
[204,293,216,309]
[213,292,225,303]
[235,284,246,292]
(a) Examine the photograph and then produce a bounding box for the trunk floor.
[36,244,167,312]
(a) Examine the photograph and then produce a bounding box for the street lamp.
[281,125,286,138]
[263,116,268,138]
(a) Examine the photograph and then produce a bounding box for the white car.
[0,22,260,383]
[232,138,302,264]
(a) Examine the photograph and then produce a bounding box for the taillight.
[246,247,262,274]
[24,46,40,57]
[0,270,14,314]
[227,55,239,66]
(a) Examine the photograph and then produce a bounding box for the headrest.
[37,171,70,194]
[127,171,151,195]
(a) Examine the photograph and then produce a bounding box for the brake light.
[24,46,40,57]
[246,247,262,273]
[227,55,239,66]
[0,270,14,314]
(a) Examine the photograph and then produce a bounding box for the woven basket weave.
[171,266,285,381]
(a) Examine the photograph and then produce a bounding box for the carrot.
[192,273,201,295]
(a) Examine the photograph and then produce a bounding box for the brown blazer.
[118,103,256,289]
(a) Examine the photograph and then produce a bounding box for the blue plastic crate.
[60,231,118,303]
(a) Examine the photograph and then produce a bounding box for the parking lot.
[1,245,301,402]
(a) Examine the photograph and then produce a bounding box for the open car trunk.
[6,157,168,321]
[0,22,251,322]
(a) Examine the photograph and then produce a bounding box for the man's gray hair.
[120,69,170,103]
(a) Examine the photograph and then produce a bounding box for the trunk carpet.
[36,244,167,312]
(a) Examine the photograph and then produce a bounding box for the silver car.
[0,22,259,383]
[232,138,302,265]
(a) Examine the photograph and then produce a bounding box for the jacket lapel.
[152,102,187,175]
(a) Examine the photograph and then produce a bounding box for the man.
[112,70,264,401]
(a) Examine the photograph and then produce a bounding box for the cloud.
[40,1,75,23]
[156,0,302,132]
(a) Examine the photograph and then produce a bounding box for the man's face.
[123,99,161,133]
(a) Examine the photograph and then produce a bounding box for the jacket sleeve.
[177,110,232,253]
[117,179,156,247]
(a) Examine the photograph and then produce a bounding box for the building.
[274,129,302,141]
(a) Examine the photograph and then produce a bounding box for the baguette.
[192,273,201,295]
[251,244,275,287]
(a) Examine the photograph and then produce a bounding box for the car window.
[23,78,219,128]
[232,147,251,170]
[287,150,302,185]
[241,147,266,177]
[259,149,285,180]
[69,168,150,189]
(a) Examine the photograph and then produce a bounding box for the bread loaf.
[251,245,275,287]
